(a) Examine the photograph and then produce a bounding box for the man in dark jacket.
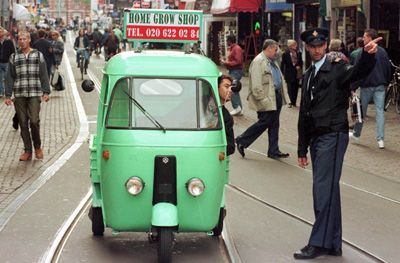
[218,75,235,155]
[350,28,392,149]
[294,28,380,260]
[281,39,303,107]
[0,27,15,97]
[32,29,54,76]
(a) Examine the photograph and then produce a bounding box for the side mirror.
[82,79,95,92]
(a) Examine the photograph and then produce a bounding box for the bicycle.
[384,60,400,114]
[77,48,90,80]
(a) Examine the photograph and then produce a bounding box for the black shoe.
[328,248,342,256]
[77,63,80,68]
[268,151,289,159]
[294,245,328,260]
[12,115,19,130]
[84,69,87,74]
[236,138,245,158]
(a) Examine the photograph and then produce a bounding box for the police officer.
[294,28,381,259]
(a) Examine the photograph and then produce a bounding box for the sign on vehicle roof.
[123,9,203,43]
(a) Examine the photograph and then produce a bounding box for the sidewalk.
[0,62,80,211]
[225,73,400,183]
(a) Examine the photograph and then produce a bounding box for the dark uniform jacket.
[222,106,235,156]
[297,51,376,157]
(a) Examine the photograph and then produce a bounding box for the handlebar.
[389,60,400,70]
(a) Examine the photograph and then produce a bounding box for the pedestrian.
[104,30,120,61]
[221,35,244,116]
[4,30,50,161]
[32,29,54,76]
[0,27,15,97]
[218,75,235,155]
[350,29,392,149]
[280,39,303,108]
[327,38,349,62]
[350,37,364,65]
[294,28,380,259]
[50,30,64,68]
[235,39,290,159]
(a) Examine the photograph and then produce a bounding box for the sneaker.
[230,106,242,116]
[349,131,360,143]
[19,152,32,161]
[377,140,384,149]
[35,148,44,159]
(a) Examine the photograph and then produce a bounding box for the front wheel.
[158,227,173,263]
[89,207,104,236]
[212,208,226,237]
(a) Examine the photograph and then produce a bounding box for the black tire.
[384,85,394,111]
[158,227,173,263]
[396,87,400,114]
[90,207,104,236]
[212,208,226,237]
[80,58,84,80]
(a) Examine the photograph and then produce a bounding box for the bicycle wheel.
[395,86,400,114]
[80,58,84,80]
[384,84,394,111]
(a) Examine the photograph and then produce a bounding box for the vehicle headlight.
[186,178,205,197]
[125,177,144,196]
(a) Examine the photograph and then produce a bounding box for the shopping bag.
[351,95,363,123]
[56,74,65,91]
[51,69,60,86]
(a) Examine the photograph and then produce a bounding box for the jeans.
[0,63,8,95]
[236,90,283,155]
[229,69,243,109]
[76,49,90,66]
[353,85,385,141]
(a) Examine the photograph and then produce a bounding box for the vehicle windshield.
[106,77,221,130]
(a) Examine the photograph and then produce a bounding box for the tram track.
[227,182,387,263]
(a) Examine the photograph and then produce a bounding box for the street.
[0,30,399,262]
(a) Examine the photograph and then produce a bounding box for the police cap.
[300,28,329,46]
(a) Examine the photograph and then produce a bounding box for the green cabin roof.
[103,50,220,78]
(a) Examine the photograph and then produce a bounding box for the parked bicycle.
[384,60,400,114]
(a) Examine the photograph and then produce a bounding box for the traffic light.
[254,21,261,36]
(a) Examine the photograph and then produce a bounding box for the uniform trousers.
[308,131,349,251]
[14,97,42,153]
[236,90,282,156]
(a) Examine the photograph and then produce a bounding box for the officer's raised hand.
[363,37,382,54]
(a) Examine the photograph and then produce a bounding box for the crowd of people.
[0,18,127,162]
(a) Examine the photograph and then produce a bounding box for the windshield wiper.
[123,91,166,133]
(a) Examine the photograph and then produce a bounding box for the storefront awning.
[230,0,261,13]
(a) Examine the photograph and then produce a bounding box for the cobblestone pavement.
[227,73,400,183]
[0,62,80,211]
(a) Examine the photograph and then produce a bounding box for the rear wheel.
[396,86,400,114]
[90,207,104,236]
[384,84,394,111]
[158,227,173,263]
[212,208,226,237]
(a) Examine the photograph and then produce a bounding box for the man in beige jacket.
[236,39,290,158]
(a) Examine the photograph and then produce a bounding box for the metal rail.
[227,183,387,263]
